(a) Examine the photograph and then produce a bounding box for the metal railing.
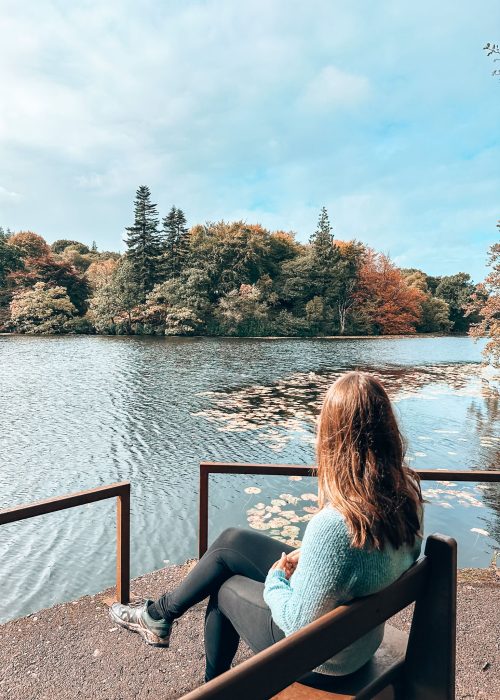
[0,481,131,604]
[199,462,500,557]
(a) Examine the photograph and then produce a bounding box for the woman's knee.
[213,527,245,550]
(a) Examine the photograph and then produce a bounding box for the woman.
[110,371,423,686]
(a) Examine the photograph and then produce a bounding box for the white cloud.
[0,186,20,201]
[299,65,370,112]
[0,0,498,281]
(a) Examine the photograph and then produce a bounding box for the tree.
[484,42,500,78]
[310,207,334,253]
[124,186,162,296]
[0,228,23,286]
[10,282,76,333]
[335,241,364,335]
[403,269,452,332]
[161,207,190,278]
[305,296,325,334]
[164,308,202,336]
[51,240,90,255]
[353,250,425,334]
[88,258,141,333]
[435,273,477,332]
[468,232,500,366]
[9,256,90,315]
[141,279,203,335]
[215,284,270,336]
[417,297,452,333]
[7,231,50,259]
[308,208,341,328]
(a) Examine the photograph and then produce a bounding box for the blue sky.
[0,1,499,281]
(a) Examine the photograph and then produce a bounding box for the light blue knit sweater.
[263,505,423,675]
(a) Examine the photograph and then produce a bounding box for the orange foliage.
[355,250,425,334]
[7,231,50,259]
[468,241,500,366]
[86,258,118,289]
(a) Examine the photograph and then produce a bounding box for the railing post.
[116,484,130,604]
[199,463,209,559]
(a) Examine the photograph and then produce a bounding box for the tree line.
[0,185,488,339]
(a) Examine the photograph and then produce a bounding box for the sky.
[0,1,499,282]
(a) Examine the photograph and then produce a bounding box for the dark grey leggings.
[154,527,342,688]
[155,527,290,680]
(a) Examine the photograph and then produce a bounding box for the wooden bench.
[181,534,457,700]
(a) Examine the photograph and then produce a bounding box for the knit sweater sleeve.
[263,508,353,636]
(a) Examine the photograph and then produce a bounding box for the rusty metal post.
[199,463,209,558]
[116,484,131,604]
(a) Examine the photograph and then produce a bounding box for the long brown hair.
[316,371,422,550]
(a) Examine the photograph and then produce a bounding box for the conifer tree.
[307,207,341,328]
[124,186,161,296]
[310,206,335,255]
[161,206,189,278]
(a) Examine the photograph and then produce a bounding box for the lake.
[0,335,499,624]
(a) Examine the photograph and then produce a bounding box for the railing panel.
[0,481,131,604]
[199,462,500,557]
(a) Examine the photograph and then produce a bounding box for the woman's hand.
[284,549,301,579]
[270,549,301,580]
[270,552,288,575]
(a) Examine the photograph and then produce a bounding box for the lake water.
[0,335,499,623]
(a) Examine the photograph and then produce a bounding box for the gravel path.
[0,564,498,700]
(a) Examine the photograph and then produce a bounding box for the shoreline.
[0,332,476,339]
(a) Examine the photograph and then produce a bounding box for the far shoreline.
[0,332,476,340]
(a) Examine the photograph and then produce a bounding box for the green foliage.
[88,258,141,333]
[51,240,90,255]
[417,297,453,333]
[435,273,477,332]
[0,197,468,337]
[124,186,162,296]
[161,206,190,278]
[164,307,202,336]
[215,284,270,336]
[10,282,76,333]
[0,228,23,286]
[305,296,325,333]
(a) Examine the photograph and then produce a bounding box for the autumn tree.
[468,232,500,366]
[10,282,76,333]
[9,255,90,315]
[403,269,452,332]
[7,231,50,259]
[88,258,140,333]
[354,250,425,334]
[51,240,90,255]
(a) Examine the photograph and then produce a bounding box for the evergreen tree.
[308,207,341,329]
[310,206,335,255]
[124,186,161,296]
[161,206,189,278]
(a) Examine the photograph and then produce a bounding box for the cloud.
[0,186,20,202]
[0,0,499,281]
[299,65,370,112]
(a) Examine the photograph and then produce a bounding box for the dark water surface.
[0,336,499,623]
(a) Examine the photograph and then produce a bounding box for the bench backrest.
[181,533,457,700]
